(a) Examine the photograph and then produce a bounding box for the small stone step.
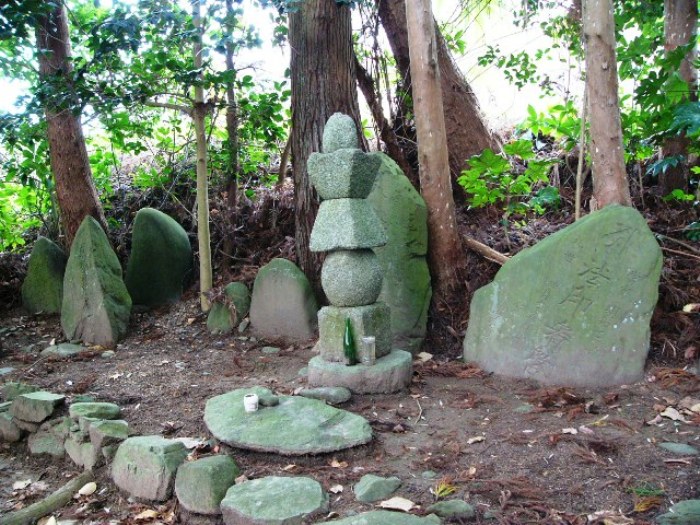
[175,455,240,515]
[220,476,328,525]
[69,402,121,421]
[10,391,65,423]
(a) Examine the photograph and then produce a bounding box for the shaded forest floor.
[0,179,699,524]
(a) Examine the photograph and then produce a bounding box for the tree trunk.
[193,0,212,311]
[405,0,467,300]
[35,5,107,249]
[378,0,499,180]
[661,0,698,193]
[222,0,240,265]
[354,54,419,188]
[582,0,631,208]
[289,0,363,294]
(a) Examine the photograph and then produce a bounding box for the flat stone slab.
[112,436,188,501]
[659,442,699,455]
[175,455,240,515]
[90,419,129,449]
[221,476,328,525]
[657,500,700,525]
[69,402,121,421]
[354,474,401,503]
[204,387,372,455]
[320,511,441,525]
[464,205,662,387]
[41,343,85,358]
[310,199,387,252]
[10,392,65,422]
[308,350,412,394]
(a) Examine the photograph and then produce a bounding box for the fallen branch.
[0,471,94,525]
[656,234,700,255]
[660,246,700,262]
[464,236,510,265]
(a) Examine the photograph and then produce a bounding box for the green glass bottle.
[343,318,357,366]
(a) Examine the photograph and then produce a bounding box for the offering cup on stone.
[243,393,259,413]
[361,336,376,365]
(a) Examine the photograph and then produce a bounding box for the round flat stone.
[221,476,328,525]
[322,250,382,307]
[204,387,372,455]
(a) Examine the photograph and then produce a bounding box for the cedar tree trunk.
[289,0,363,294]
[582,0,631,207]
[379,0,499,180]
[193,0,213,311]
[405,0,467,299]
[661,0,698,193]
[36,5,107,249]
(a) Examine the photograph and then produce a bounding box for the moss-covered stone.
[309,148,381,200]
[321,250,383,307]
[125,208,192,307]
[174,455,240,515]
[21,237,67,315]
[367,154,431,354]
[207,282,250,334]
[464,205,663,387]
[322,113,359,153]
[69,402,121,421]
[353,474,401,503]
[310,199,387,252]
[61,217,131,346]
[250,258,318,342]
[10,391,65,423]
[316,303,391,363]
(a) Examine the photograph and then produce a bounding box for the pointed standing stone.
[21,237,67,314]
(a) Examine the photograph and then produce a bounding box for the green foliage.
[519,101,580,151]
[458,139,557,218]
[684,222,700,241]
[662,189,695,203]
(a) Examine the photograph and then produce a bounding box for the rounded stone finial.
[322,113,359,153]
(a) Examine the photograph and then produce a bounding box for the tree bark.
[661,0,698,193]
[378,0,500,180]
[354,54,419,188]
[289,0,363,294]
[222,0,240,265]
[582,0,631,208]
[35,5,107,249]
[193,0,212,311]
[405,0,467,300]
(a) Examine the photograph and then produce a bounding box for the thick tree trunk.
[222,0,240,265]
[405,0,467,300]
[583,0,631,208]
[378,0,499,180]
[289,0,363,294]
[354,54,419,188]
[193,0,212,311]
[661,0,698,193]
[35,5,107,249]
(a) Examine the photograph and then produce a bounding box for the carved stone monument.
[463,205,662,387]
[306,113,412,394]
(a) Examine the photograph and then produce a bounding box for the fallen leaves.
[77,481,97,496]
[466,435,485,445]
[378,496,415,512]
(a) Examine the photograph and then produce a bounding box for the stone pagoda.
[306,113,412,394]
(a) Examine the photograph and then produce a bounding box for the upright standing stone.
[207,282,250,335]
[464,205,662,387]
[125,208,192,307]
[368,153,431,354]
[61,217,131,346]
[21,237,67,315]
[250,258,318,342]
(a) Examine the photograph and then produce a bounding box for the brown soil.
[0,299,698,525]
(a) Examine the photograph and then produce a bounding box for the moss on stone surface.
[21,237,67,315]
[125,208,192,307]
[207,282,250,334]
[61,217,131,346]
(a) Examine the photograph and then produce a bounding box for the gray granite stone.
[321,250,383,307]
[310,199,387,252]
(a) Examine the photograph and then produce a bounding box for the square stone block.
[316,303,391,363]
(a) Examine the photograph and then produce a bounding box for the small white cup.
[243,393,259,413]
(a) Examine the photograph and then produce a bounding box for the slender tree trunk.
[405,0,467,300]
[289,0,363,294]
[222,0,240,265]
[378,0,499,180]
[35,5,107,249]
[354,54,419,188]
[661,0,698,193]
[582,0,631,208]
[193,0,212,311]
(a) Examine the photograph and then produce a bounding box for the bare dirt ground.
[0,295,698,525]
